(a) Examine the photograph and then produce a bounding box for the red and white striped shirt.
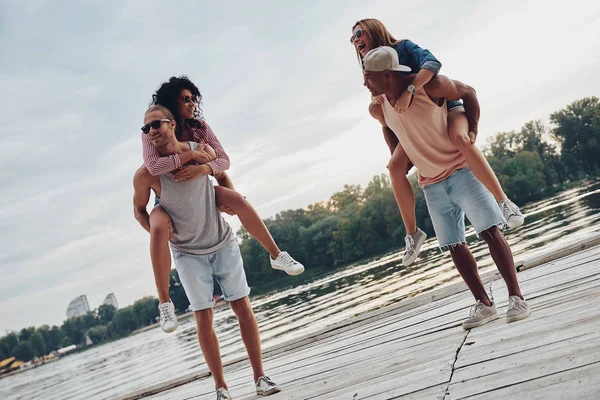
[142,120,230,176]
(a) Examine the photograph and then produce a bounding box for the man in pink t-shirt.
[364,46,531,329]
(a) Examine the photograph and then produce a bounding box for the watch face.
[408,85,416,93]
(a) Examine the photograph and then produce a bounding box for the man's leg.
[230,297,265,382]
[480,226,523,299]
[194,308,227,390]
[448,244,492,306]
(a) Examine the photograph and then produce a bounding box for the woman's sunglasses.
[182,95,199,104]
[350,29,365,43]
[141,119,171,134]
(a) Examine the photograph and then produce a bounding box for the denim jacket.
[393,39,441,75]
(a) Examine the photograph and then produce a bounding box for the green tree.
[132,297,159,327]
[0,332,19,358]
[12,341,34,361]
[97,304,116,325]
[113,306,138,336]
[551,96,600,178]
[62,316,87,345]
[503,151,546,203]
[85,326,108,344]
[61,337,72,348]
[29,332,46,357]
[19,327,36,342]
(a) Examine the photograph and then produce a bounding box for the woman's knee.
[448,111,472,150]
[215,186,247,210]
[388,149,411,175]
[149,206,172,234]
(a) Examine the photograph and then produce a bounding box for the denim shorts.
[422,168,504,250]
[173,239,251,310]
[447,100,464,113]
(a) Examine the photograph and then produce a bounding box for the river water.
[2,180,599,400]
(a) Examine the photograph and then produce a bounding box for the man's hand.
[218,204,236,216]
[173,165,208,182]
[394,91,412,113]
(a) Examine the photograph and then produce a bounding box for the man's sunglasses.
[182,95,199,104]
[350,29,365,43]
[141,119,171,134]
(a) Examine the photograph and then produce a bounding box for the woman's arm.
[142,133,196,176]
[192,121,231,175]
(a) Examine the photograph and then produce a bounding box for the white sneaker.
[216,387,232,400]
[462,301,499,330]
[402,228,427,266]
[270,251,304,276]
[506,296,531,323]
[256,376,281,396]
[499,198,524,229]
[158,301,178,333]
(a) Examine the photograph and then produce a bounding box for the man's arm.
[424,75,480,136]
[369,103,398,154]
[133,167,153,233]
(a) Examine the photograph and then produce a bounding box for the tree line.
[2,97,599,362]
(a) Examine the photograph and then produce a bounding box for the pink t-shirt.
[142,120,230,176]
[382,90,467,188]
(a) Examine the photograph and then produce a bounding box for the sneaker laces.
[159,303,175,322]
[404,234,415,255]
[509,296,526,311]
[468,301,484,318]
[258,376,277,387]
[501,199,520,216]
[278,252,296,266]
[216,388,230,400]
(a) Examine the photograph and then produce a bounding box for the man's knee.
[480,225,502,242]
[194,308,213,325]
[230,297,252,317]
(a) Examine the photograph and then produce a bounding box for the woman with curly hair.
[139,76,304,333]
[351,18,524,266]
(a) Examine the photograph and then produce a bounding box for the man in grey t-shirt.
[133,105,280,399]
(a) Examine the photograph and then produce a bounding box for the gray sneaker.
[256,376,281,396]
[506,296,531,323]
[402,228,427,266]
[462,301,499,330]
[499,198,524,229]
[216,387,232,400]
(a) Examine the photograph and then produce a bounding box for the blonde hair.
[352,18,400,63]
[145,104,175,120]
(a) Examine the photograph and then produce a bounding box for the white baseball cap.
[363,46,411,73]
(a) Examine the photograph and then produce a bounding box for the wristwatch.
[407,84,417,94]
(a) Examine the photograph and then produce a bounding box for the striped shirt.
[142,120,230,176]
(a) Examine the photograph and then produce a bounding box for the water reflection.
[2,180,599,400]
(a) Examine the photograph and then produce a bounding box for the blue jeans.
[423,168,504,250]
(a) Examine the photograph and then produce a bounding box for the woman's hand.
[173,165,207,182]
[371,95,385,105]
[192,148,214,164]
[394,91,412,113]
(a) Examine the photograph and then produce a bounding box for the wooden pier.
[122,235,600,399]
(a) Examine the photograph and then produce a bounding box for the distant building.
[102,293,118,309]
[66,295,90,319]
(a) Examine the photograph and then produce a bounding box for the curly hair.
[352,19,400,63]
[151,75,203,138]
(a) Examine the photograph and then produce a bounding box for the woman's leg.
[387,145,427,265]
[149,205,173,304]
[387,144,417,234]
[214,186,280,259]
[447,110,524,228]
[447,110,506,202]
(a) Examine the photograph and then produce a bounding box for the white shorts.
[173,239,251,311]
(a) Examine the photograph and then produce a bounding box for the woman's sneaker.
[270,252,304,276]
[216,387,232,400]
[402,228,427,266]
[462,300,499,330]
[506,296,531,323]
[499,198,525,229]
[158,300,178,333]
[256,376,281,396]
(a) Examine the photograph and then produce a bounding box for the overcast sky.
[1,0,599,333]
